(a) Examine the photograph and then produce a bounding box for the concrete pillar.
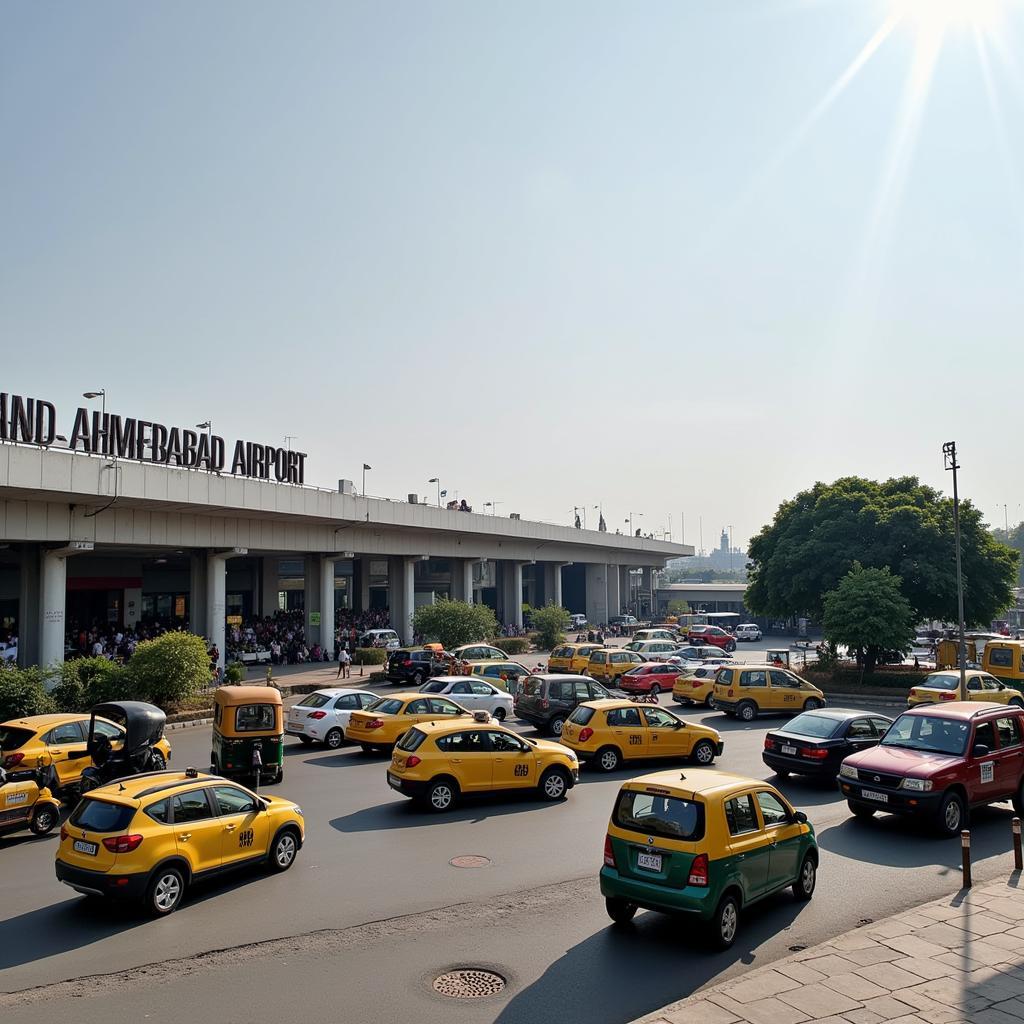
[389,556,417,645]
[260,556,279,617]
[18,544,40,668]
[607,564,621,619]
[207,553,227,672]
[190,553,208,634]
[585,563,608,625]
[356,556,372,613]
[40,549,67,669]
[512,562,524,628]
[553,564,563,610]
[320,556,339,656]
[451,559,475,603]
[304,554,322,647]
[619,566,630,614]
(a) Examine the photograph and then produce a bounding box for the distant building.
[666,529,747,576]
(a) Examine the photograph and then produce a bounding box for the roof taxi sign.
[0,391,307,485]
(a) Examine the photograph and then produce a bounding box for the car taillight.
[604,835,616,868]
[764,736,775,750]
[366,719,384,729]
[60,825,68,842]
[688,853,709,887]
[692,680,702,688]
[941,692,956,701]
[540,698,549,709]
[405,755,421,768]
[308,711,327,720]
[578,728,593,742]
[102,834,144,853]
[802,747,829,759]
[727,688,735,697]
[403,659,413,667]
[909,689,918,698]
[3,752,24,768]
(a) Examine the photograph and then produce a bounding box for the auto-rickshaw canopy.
[88,701,166,756]
[213,685,283,737]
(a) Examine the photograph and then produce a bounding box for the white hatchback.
[417,676,514,722]
[287,688,380,748]
[735,624,762,642]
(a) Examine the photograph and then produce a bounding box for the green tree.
[747,476,1018,626]
[993,523,1024,585]
[531,604,571,650]
[666,600,691,617]
[128,631,210,708]
[412,600,499,651]
[822,564,916,674]
[0,662,55,720]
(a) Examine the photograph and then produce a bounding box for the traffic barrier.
[961,829,972,889]
[1013,817,1022,871]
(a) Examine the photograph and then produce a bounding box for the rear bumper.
[763,751,836,776]
[599,866,714,919]
[56,859,149,900]
[387,772,430,798]
[838,779,943,815]
[710,697,739,713]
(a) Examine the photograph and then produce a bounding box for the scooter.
[0,763,62,839]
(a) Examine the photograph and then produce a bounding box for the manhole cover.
[433,969,506,999]
[449,855,491,868]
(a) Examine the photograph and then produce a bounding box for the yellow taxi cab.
[672,664,730,708]
[469,660,532,692]
[450,643,510,664]
[711,665,825,722]
[388,713,578,810]
[344,692,472,751]
[587,648,645,685]
[561,699,723,772]
[0,714,172,795]
[907,669,1024,708]
[600,769,817,949]
[55,767,304,916]
[548,643,604,674]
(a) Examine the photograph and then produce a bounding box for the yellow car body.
[672,665,728,707]
[0,714,172,793]
[469,661,531,692]
[548,643,604,674]
[587,649,645,684]
[55,769,304,915]
[450,644,510,664]
[711,665,826,722]
[387,717,579,810]
[561,699,723,772]
[907,669,1024,708]
[345,692,472,749]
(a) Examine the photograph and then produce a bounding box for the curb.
[821,692,907,708]
[166,717,212,730]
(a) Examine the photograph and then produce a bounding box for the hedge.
[490,637,531,655]
[353,648,388,666]
[803,666,929,690]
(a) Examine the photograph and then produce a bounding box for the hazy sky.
[3,0,1022,553]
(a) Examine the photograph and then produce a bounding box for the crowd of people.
[64,619,185,662]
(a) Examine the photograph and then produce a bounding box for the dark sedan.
[762,709,893,779]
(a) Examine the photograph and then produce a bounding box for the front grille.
[861,771,902,788]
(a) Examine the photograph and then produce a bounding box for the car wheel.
[710,893,740,950]
[737,701,758,722]
[793,855,816,901]
[727,641,736,653]
[691,740,716,766]
[596,746,621,773]
[649,684,661,697]
[803,698,823,712]
[936,791,966,837]
[773,768,790,780]
[492,707,507,722]
[268,828,300,871]
[298,735,313,746]
[150,751,167,770]
[426,778,458,812]
[704,694,715,709]
[848,800,875,820]
[30,804,59,836]
[147,866,186,916]
[1010,697,1024,709]
[539,767,570,801]
[549,715,566,737]
[413,671,424,687]
[605,897,637,925]
[325,728,343,750]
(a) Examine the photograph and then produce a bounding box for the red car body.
[686,625,736,651]
[618,663,680,695]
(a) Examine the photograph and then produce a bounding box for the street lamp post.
[573,506,587,530]
[362,463,371,496]
[625,512,643,536]
[428,478,441,507]
[728,525,734,570]
[195,421,212,471]
[943,441,968,703]
[484,501,502,516]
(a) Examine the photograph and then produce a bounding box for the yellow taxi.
[548,643,604,674]
[0,714,172,795]
[450,643,510,664]
[907,669,1024,708]
[344,692,472,751]
[587,648,646,685]
[600,769,817,949]
[469,660,532,692]
[561,699,723,772]
[672,664,729,708]
[711,665,825,722]
[388,714,579,810]
[55,768,304,916]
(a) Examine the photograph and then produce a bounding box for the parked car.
[763,709,893,779]
[450,643,510,663]
[632,629,678,644]
[514,674,624,736]
[608,615,639,629]
[569,614,587,630]
[735,624,762,642]
[418,676,514,721]
[618,662,682,697]
[622,640,682,662]
[286,688,380,748]
[386,648,439,687]
[666,646,734,665]
[711,665,825,721]
[672,664,732,707]
[687,625,737,652]
[359,629,401,651]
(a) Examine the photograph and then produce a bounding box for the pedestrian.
[339,647,352,679]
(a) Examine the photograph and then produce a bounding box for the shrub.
[491,637,531,655]
[530,605,571,651]
[803,665,928,690]
[128,631,210,708]
[225,662,247,684]
[53,657,134,710]
[413,600,499,651]
[353,648,387,666]
[0,663,55,720]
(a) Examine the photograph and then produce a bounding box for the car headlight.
[839,764,858,780]
[901,778,933,792]
[292,805,304,816]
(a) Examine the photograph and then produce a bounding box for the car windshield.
[0,726,34,751]
[921,674,959,691]
[396,729,427,752]
[881,714,970,756]
[367,698,404,715]
[70,798,136,833]
[421,681,447,693]
[613,790,705,841]
[297,693,332,708]
[780,713,840,739]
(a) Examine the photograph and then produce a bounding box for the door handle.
[178,833,192,841]
[451,758,463,764]
[768,840,777,848]
[224,824,237,832]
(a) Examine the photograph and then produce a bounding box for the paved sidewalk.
[635,877,1024,1024]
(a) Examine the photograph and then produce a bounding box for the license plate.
[387,772,401,790]
[73,839,98,856]
[782,745,797,755]
[861,789,888,803]
[637,851,662,872]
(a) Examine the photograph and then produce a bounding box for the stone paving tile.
[915,1002,973,1024]
[797,953,862,977]
[946,914,1015,937]
[989,998,1024,1022]
[935,950,992,973]
[851,960,925,991]
[722,971,801,1004]
[716,994,812,1024]
[776,983,861,1017]
[830,932,883,952]
[866,918,917,939]
[900,911,944,928]
[886,1016,928,1024]
[970,968,1024,1002]
[904,976,971,1006]
[777,962,828,985]
[971,1008,1024,1024]
[842,1009,886,1024]
[917,921,980,948]
[985,899,1024,919]
[894,986,963,1014]
[859,994,925,1019]
[879,935,951,959]
[986,932,1024,953]
[820,972,888,1001]
[892,955,958,981]
[661,1002,741,1024]
[842,944,907,966]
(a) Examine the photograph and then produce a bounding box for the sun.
[893,0,1007,37]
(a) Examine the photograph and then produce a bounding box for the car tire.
[149,751,167,770]
[425,777,459,812]
[549,715,566,737]
[298,735,314,746]
[726,641,736,653]
[1011,697,1024,709]
[709,893,740,951]
[803,698,823,712]
[146,865,186,916]
[539,767,570,801]
[649,684,661,697]
[492,707,507,722]
[704,694,715,709]
[793,855,816,901]
[596,746,621,773]
[605,897,637,925]
[691,740,716,766]
[325,728,343,750]
[413,672,424,687]
[848,800,876,820]
[30,804,59,836]
[737,701,758,722]
[936,791,967,838]
[773,768,790,779]
[268,828,300,871]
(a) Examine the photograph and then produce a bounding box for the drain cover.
[449,855,491,868]
[433,969,506,999]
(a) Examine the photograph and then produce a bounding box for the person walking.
[338,647,352,679]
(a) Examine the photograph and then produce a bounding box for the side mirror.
[793,811,808,824]
[973,744,991,759]
[257,798,269,812]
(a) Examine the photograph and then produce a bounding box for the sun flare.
[893,0,1006,37]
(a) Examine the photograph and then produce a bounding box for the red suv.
[686,625,737,652]
[838,702,1024,837]
[617,663,680,697]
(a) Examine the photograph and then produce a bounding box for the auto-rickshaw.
[0,762,61,839]
[936,639,978,671]
[765,649,791,669]
[982,640,1024,687]
[211,685,284,785]
[80,701,168,793]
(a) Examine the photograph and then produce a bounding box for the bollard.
[1014,818,1023,871]
[961,829,972,889]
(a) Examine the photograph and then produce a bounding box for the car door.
[45,721,89,788]
[843,717,878,759]
[331,692,363,730]
[469,680,500,714]
[970,720,1001,802]
[448,680,478,710]
[769,670,803,712]
[755,790,804,890]
[992,715,1024,798]
[606,706,646,757]
[437,730,492,791]
[723,792,770,900]
[489,730,536,788]
[641,706,689,759]
[426,697,468,722]
[213,784,269,866]
[171,789,223,875]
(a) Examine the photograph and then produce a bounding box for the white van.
[358,628,401,650]
[569,614,587,629]
[735,623,762,642]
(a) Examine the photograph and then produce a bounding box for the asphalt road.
[2,646,1016,1024]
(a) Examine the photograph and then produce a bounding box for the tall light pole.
[362,463,371,496]
[484,501,502,516]
[428,477,441,506]
[943,441,968,702]
[573,506,587,530]
[83,391,107,455]
[626,512,643,536]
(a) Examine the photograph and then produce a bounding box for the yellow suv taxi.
[672,664,731,708]
[388,716,579,810]
[345,693,472,751]
[587,649,645,685]
[0,714,172,795]
[55,768,304,915]
[711,665,825,722]
[548,643,604,674]
[561,699,723,772]
[908,670,1024,708]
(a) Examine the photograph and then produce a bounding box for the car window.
[847,718,874,739]
[716,668,734,686]
[724,794,760,836]
[235,704,276,732]
[990,647,1014,668]
[428,698,463,716]
[610,652,626,664]
[870,717,892,736]
[756,791,791,827]
[358,693,378,708]
[982,676,1002,691]
[742,671,768,689]
[47,722,84,744]
[396,728,427,752]
[967,677,982,692]
[172,790,214,823]
[996,717,1022,749]
[212,786,258,815]
[70,799,136,833]
[405,699,431,714]
[769,671,798,688]
[297,693,332,708]
[630,654,644,663]
[487,731,528,753]
[573,681,590,700]
[93,720,123,741]
[451,682,473,694]
[145,798,170,824]
[334,694,360,710]
[643,708,678,728]
[590,682,612,699]
[591,652,607,665]
[422,681,447,693]
[975,721,997,750]
[369,698,404,714]
[568,705,595,725]
[614,790,705,841]
[606,707,642,727]
[436,730,487,752]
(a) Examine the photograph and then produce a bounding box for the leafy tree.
[666,600,691,617]
[747,476,1018,626]
[822,564,916,673]
[0,662,55,720]
[531,604,571,650]
[413,600,498,651]
[128,631,210,707]
[993,523,1024,585]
